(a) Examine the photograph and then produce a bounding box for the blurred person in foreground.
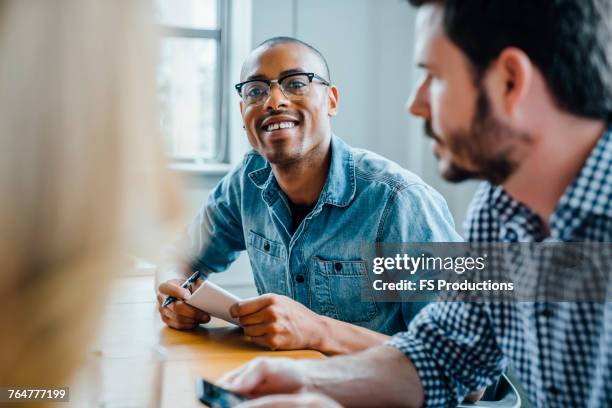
[0,0,181,404]
[218,0,612,407]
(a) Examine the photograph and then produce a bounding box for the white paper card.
[185,280,242,325]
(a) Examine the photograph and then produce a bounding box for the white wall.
[180,0,480,293]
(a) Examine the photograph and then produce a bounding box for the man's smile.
[265,121,296,132]
[259,114,301,136]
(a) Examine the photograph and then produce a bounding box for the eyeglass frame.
[234,72,331,105]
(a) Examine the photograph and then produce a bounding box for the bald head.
[240,37,331,82]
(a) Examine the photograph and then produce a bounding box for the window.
[156,0,229,165]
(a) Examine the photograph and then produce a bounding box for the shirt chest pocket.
[247,230,287,295]
[311,257,378,323]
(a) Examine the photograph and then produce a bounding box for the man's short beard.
[265,149,302,167]
[427,88,532,185]
[441,161,479,183]
[264,137,326,171]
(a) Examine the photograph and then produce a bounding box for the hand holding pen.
[162,270,201,308]
[157,271,212,330]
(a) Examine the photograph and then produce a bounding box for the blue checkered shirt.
[387,126,612,407]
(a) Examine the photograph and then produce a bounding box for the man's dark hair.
[408,0,612,120]
[257,36,331,82]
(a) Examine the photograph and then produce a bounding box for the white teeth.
[266,122,295,132]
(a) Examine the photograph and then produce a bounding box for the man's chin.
[262,149,300,166]
[439,159,516,185]
[439,160,479,183]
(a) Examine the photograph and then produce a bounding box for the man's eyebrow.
[245,73,268,81]
[245,68,307,81]
[279,68,307,76]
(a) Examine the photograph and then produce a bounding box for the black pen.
[162,270,201,308]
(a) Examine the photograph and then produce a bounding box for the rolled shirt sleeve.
[386,302,507,407]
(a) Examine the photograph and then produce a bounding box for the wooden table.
[89,275,324,407]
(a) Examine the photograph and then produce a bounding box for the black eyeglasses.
[235,72,330,105]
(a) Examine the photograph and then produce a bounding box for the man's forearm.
[303,345,425,407]
[313,316,390,355]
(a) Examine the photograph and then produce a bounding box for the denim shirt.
[181,135,462,335]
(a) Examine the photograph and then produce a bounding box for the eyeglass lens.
[241,74,311,104]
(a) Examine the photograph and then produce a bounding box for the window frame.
[159,0,231,165]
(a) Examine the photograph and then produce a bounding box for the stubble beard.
[427,89,532,185]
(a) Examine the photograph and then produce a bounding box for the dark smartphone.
[196,378,250,408]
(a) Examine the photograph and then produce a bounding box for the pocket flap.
[314,257,367,276]
[248,230,286,259]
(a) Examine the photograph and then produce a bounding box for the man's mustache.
[423,121,441,142]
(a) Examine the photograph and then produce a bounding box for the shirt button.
[295,274,305,283]
[263,242,270,252]
[334,262,343,272]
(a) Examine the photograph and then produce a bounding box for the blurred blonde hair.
[0,0,182,389]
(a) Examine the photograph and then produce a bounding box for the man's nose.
[263,83,289,111]
[407,80,431,119]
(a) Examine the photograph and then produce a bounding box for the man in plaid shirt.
[217,1,612,406]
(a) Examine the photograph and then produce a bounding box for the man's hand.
[230,294,324,351]
[235,393,342,408]
[219,346,425,407]
[220,359,341,406]
[156,278,211,330]
[218,357,310,396]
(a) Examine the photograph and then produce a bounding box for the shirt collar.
[247,134,357,207]
[489,123,612,240]
[320,134,356,207]
[550,124,612,235]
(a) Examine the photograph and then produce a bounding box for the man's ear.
[490,47,533,118]
[327,85,339,117]
[239,101,245,115]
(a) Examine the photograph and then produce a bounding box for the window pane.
[158,38,217,159]
[155,0,218,29]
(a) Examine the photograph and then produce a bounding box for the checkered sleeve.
[386,302,507,408]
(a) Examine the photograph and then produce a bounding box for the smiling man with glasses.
[156,36,461,354]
